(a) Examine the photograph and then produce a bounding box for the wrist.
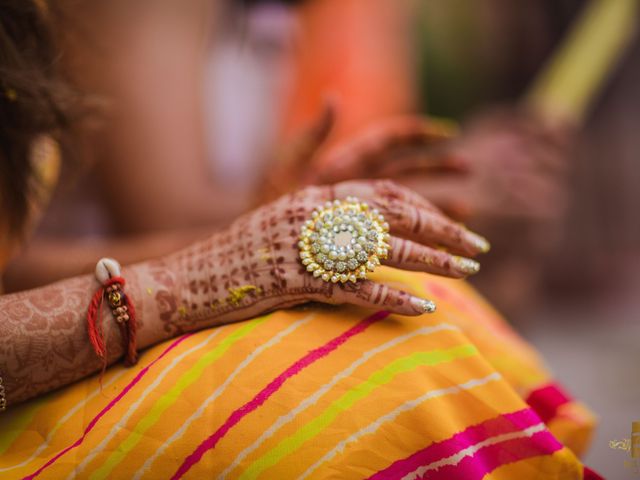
[165,228,272,329]
[141,234,228,340]
[126,254,185,348]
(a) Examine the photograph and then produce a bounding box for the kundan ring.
[298,197,391,283]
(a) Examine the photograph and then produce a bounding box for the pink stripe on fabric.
[583,466,605,480]
[23,334,193,480]
[171,311,389,480]
[368,408,543,480]
[525,383,572,423]
[418,429,563,480]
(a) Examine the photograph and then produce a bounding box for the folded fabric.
[0,269,597,479]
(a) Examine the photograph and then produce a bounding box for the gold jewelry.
[0,372,7,412]
[298,197,390,283]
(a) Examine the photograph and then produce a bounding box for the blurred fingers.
[325,280,437,316]
[333,180,490,256]
[316,117,458,184]
[373,152,470,178]
[286,100,336,174]
[384,237,480,278]
[382,200,490,256]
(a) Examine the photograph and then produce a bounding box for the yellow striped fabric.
[0,269,594,479]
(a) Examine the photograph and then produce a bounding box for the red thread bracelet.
[87,258,138,370]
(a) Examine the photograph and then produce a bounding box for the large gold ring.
[298,197,390,283]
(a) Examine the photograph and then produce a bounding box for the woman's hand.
[257,103,462,204]
[165,180,490,332]
[0,180,488,406]
[261,105,572,227]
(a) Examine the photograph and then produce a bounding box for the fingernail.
[466,231,491,253]
[451,256,481,275]
[411,296,437,314]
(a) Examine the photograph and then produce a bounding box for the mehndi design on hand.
[160,180,489,326]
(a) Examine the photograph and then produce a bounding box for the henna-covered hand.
[165,180,490,328]
[260,105,572,227]
[0,182,488,406]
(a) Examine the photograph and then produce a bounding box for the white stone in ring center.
[334,231,353,248]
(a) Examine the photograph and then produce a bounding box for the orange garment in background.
[281,0,417,149]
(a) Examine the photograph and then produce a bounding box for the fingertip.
[423,299,437,314]
[463,230,491,254]
[409,296,437,315]
[450,256,481,276]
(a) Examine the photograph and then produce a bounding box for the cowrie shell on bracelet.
[298,197,390,283]
[95,257,122,284]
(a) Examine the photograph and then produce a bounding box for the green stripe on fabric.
[239,343,478,480]
[89,318,266,480]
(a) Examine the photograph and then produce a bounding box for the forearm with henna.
[0,193,325,408]
[0,250,226,407]
[1,274,126,407]
[152,188,334,335]
[0,192,321,408]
